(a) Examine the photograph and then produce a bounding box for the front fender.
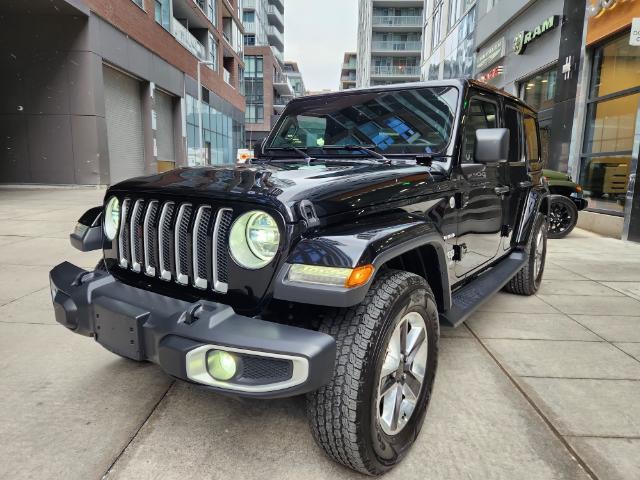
[273,212,450,308]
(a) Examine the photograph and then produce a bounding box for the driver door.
[455,96,506,278]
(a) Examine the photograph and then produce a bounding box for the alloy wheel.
[376,311,428,436]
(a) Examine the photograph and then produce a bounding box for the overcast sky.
[284,0,358,92]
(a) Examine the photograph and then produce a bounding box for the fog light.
[206,350,237,381]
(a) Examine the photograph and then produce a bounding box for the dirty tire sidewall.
[368,284,439,467]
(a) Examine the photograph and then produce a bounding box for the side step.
[441,250,527,328]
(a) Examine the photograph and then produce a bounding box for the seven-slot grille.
[117,197,233,293]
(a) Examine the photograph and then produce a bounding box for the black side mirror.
[475,128,509,164]
[70,207,103,252]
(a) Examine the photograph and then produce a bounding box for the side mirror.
[475,128,509,164]
[70,207,103,252]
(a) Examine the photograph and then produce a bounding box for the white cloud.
[284,0,358,92]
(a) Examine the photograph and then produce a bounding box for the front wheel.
[306,270,439,476]
[548,195,578,239]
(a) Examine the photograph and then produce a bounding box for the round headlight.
[104,196,120,241]
[229,211,280,269]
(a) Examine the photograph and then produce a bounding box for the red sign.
[477,65,504,83]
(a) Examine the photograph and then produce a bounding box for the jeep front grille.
[117,198,233,293]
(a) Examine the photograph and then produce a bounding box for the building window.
[579,32,640,214]
[520,67,557,112]
[244,35,256,46]
[131,0,144,8]
[208,33,218,71]
[186,94,243,165]
[244,56,264,123]
[154,0,170,30]
[431,2,442,51]
[208,0,216,25]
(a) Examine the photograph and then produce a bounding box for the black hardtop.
[288,79,537,117]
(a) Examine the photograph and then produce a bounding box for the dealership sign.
[477,65,504,84]
[513,15,559,55]
[476,37,506,71]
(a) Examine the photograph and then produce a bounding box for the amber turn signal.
[345,265,375,288]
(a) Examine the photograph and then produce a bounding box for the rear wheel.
[306,270,439,475]
[548,195,578,239]
[504,214,547,296]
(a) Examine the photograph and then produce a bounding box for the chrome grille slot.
[143,200,160,276]
[212,208,233,293]
[192,206,212,289]
[116,197,232,294]
[174,204,193,285]
[158,202,176,281]
[129,199,145,273]
[118,198,131,268]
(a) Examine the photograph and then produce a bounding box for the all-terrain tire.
[504,214,547,295]
[306,270,439,476]
[548,195,578,239]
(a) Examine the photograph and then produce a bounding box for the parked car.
[543,169,588,238]
[50,80,549,476]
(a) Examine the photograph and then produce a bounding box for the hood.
[110,161,446,222]
[542,169,571,182]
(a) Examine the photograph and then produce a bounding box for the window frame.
[460,95,500,164]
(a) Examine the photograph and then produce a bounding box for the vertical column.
[622,103,640,242]
[142,81,156,175]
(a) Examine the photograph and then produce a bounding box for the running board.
[441,250,528,328]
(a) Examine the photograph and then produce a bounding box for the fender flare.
[272,218,451,309]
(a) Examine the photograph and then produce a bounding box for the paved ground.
[1,187,639,480]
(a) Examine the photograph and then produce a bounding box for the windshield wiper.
[318,144,389,161]
[264,145,314,162]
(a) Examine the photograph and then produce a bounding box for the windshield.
[267,86,458,156]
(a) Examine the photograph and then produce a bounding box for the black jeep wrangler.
[50,80,548,475]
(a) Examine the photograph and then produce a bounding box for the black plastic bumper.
[49,262,336,399]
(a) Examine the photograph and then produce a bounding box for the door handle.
[494,186,510,196]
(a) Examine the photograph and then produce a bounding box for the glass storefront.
[520,66,558,167]
[579,33,640,214]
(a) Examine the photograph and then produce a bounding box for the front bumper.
[570,196,588,211]
[49,262,336,399]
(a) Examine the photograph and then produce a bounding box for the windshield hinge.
[298,200,320,228]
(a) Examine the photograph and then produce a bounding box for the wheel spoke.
[399,319,408,358]
[404,371,423,398]
[380,327,401,377]
[405,326,426,362]
[390,384,404,431]
[379,383,401,433]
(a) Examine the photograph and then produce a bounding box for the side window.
[523,115,540,164]
[462,98,498,163]
[504,106,522,162]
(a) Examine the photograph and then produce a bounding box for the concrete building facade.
[0,0,246,185]
[242,0,294,149]
[340,52,358,90]
[357,0,424,88]
[283,61,306,97]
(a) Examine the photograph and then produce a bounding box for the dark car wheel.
[306,270,439,476]
[504,214,547,296]
[548,195,578,239]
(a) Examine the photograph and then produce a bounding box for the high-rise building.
[242,0,293,149]
[422,0,477,81]
[356,0,424,88]
[0,0,246,185]
[284,61,307,97]
[340,53,358,90]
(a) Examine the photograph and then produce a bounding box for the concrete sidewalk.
[1,188,639,480]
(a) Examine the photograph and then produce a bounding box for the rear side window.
[523,115,540,164]
[504,106,522,162]
[462,98,498,163]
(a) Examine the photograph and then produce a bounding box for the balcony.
[372,16,422,29]
[371,65,420,78]
[267,25,284,50]
[244,21,256,34]
[244,0,256,9]
[273,72,293,96]
[267,5,284,31]
[171,17,206,61]
[271,46,283,64]
[268,0,284,13]
[342,61,357,70]
[224,68,233,87]
[371,40,421,54]
[341,73,357,82]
